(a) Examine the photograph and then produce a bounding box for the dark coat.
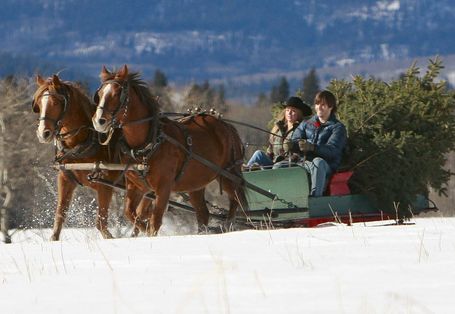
[291,114,347,171]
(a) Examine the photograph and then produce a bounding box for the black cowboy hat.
[285,96,312,116]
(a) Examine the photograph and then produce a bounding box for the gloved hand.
[298,139,315,152]
[290,153,300,163]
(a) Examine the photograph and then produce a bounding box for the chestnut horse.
[92,65,248,235]
[32,75,131,240]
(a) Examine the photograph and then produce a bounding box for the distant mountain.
[0,0,454,99]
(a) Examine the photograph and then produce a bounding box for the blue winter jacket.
[291,114,347,172]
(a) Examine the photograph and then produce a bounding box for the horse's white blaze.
[37,94,49,135]
[93,84,112,132]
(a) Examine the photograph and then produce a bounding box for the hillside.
[0,0,454,98]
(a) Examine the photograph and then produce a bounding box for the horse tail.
[233,165,249,212]
[224,120,249,211]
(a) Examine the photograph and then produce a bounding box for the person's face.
[315,100,332,121]
[285,107,302,123]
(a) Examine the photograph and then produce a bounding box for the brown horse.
[32,74,129,240]
[92,65,248,235]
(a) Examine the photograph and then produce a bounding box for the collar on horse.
[55,128,100,163]
[118,116,194,183]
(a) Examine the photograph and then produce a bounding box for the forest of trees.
[1,59,454,240]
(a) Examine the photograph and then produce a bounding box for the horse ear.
[36,75,46,86]
[116,64,128,80]
[52,74,62,88]
[100,65,111,82]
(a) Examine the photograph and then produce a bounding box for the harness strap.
[57,125,87,141]
[173,123,192,183]
[117,128,162,162]
[98,127,115,146]
[55,129,100,162]
[62,169,83,187]
[161,132,278,200]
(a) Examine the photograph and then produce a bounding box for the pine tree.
[152,69,168,88]
[149,69,173,111]
[214,84,228,114]
[255,92,269,107]
[185,80,229,113]
[270,76,289,103]
[301,68,320,104]
[329,57,455,217]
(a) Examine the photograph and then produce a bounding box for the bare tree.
[1,113,12,242]
[0,76,53,230]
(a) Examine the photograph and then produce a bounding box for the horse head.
[92,65,131,134]
[32,74,70,143]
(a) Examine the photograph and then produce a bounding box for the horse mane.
[126,72,161,118]
[65,81,96,119]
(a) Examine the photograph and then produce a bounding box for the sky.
[1,217,455,313]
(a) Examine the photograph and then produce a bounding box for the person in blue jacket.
[290,90,347,196]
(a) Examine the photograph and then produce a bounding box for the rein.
[119,113,284,138]
[101,109,287,150]
[222,118,284,138]
[56,125,89,141]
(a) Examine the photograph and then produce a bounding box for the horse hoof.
[50,235,59,241]
[198,225,222,235]
[197,225,209,235]
[220,221,236,233]
[147,229,158,237]
[102,232,114,239]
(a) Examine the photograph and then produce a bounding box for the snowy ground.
[1,217,455,314]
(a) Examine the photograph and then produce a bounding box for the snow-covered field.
[1,217,455,314]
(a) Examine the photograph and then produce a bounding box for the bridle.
[35,89,69,138]
[94,79,130,129]
[94,78,163,149]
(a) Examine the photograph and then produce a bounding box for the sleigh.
[240,167,436,227]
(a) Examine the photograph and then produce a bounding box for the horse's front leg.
[51,171,77,241]
[124,181,148,236]
[148,184,172,236]
[188,188,210,233]
[94,184,114,239]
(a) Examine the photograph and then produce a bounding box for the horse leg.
[94,185,114,239]
[133,195,155,234]
[124,182,149,236]
[188,188,210,233]
[148,185,172,236]
[218,177,247,232]
[51,171,77,241]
